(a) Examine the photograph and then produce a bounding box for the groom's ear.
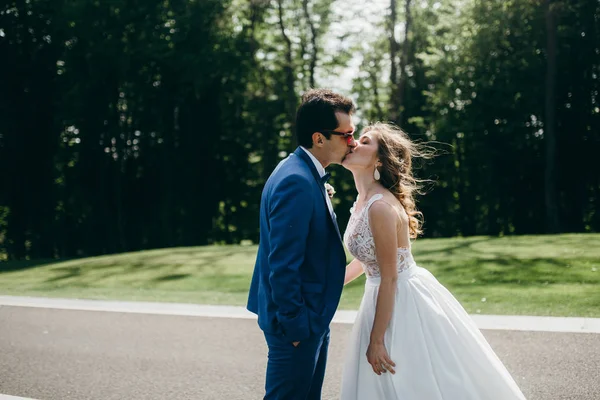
[312,132,324,147]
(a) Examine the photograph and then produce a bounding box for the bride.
[340,123,526,399]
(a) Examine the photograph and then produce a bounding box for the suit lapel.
[293,148,343,243]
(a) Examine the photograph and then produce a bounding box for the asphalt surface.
[0,306,598,400]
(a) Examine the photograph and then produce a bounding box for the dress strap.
[365,194,384,210]
[352,193,385,216]
[362,194,384,220]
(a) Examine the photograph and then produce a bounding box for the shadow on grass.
[0,258,67,273]
[415,234,600,260]
[153,273,191,282]
[344,254,598,293]
[0,247,252,288]
[38,254,239,285]
[44,266,83,282]
[426,256,598,287]
[0,245,259,275]
[200,274,253,293]
[414,237,495,257]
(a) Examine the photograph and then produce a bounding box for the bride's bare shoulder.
[377,192,409,223]
[368,194,397,220]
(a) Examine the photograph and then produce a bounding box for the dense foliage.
[1,0,598,259]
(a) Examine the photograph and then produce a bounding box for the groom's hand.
[292,341,300,347]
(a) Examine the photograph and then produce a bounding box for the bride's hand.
[366,341,396,375]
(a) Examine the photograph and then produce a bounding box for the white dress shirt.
[300,146,335,216]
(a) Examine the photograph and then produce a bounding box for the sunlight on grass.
[1,234,599,317]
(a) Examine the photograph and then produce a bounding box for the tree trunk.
[388,0,399,121]
[370,69,384,121]
[277,0,297,139]
[388,0,412,125]
[302,0,317,88]
[396,0,412,125]
[544,0,560,233]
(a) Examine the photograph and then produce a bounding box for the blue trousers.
[263,328,330,400]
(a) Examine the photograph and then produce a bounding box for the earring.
[374,167,380,181]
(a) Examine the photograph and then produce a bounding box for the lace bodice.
[344,194,416,278]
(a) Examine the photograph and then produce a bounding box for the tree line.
[1,0,598,260]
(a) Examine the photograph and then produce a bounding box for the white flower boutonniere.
[325,183,336,198]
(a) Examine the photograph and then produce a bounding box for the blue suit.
[247,147,347,400]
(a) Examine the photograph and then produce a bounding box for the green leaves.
[1,0,599,259]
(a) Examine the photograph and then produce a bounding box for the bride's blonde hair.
[363,122,435,238]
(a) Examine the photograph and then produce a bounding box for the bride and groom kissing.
[247,89,526,400]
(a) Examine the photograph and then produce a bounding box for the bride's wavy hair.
[363,122,436,238]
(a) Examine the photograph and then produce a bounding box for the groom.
[247,89,356,399]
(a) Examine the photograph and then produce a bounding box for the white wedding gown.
[340,194,526,400]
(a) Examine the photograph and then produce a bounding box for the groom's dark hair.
[295,89,355,148]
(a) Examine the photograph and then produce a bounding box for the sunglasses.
[320,130,356,145]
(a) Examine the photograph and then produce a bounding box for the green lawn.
[1,234,599,317]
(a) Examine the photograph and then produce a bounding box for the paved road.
[0,306,598,400]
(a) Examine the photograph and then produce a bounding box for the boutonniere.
[325,183,336,198]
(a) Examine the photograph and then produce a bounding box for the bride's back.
[374,191,412,249]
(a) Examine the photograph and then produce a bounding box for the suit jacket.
[247,147,347,342]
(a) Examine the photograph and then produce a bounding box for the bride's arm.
[344,259,364,285]
[366,201,398,375]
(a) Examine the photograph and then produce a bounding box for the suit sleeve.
[268,174,314,342]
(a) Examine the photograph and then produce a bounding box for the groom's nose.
[348,137,357,148]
